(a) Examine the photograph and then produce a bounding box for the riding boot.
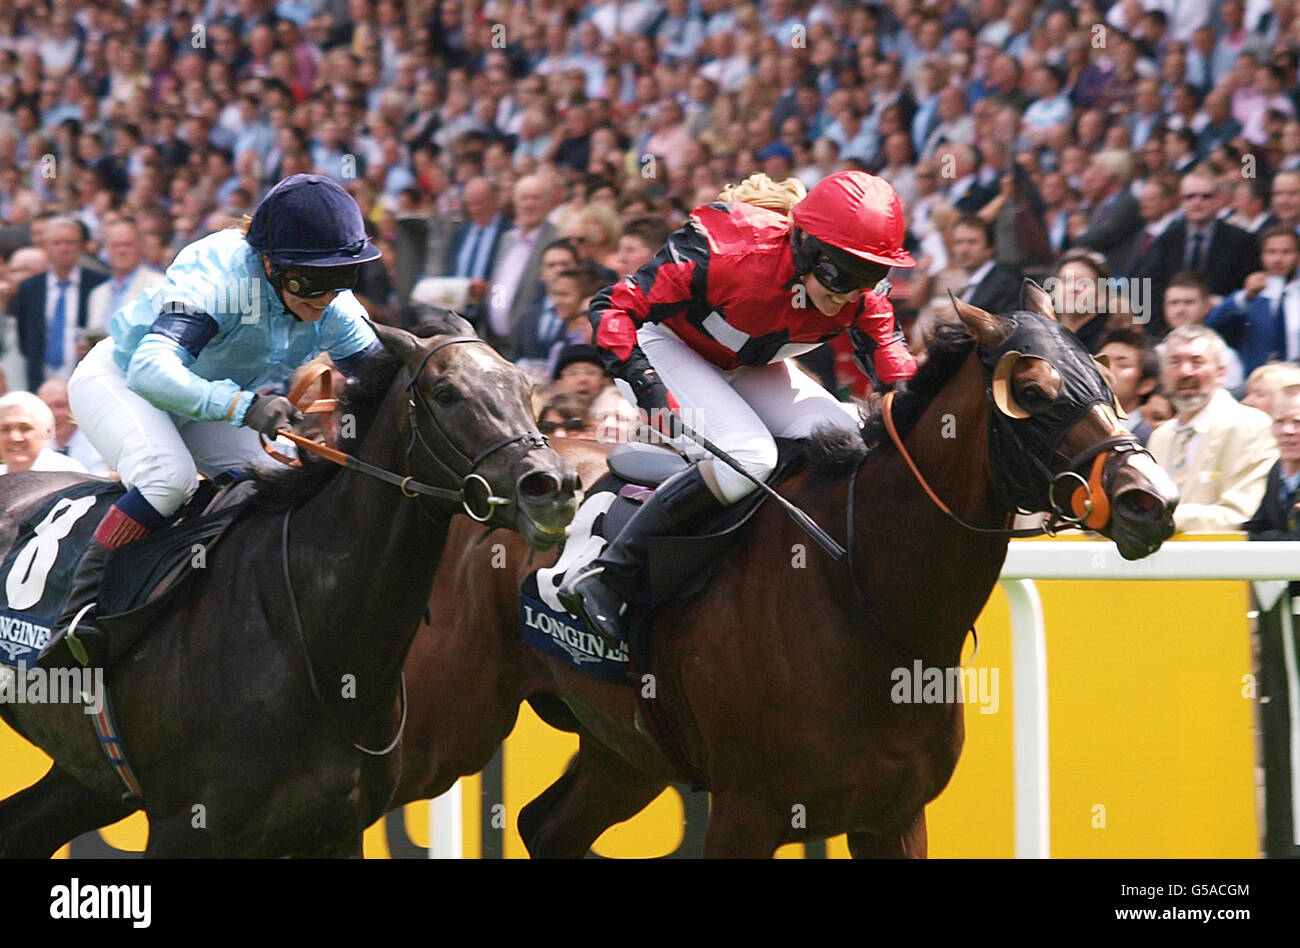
[38,490,165,670]
[559,464,727,646]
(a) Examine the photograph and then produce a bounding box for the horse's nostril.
[1115,489,1161,518]
[518,470,560,500]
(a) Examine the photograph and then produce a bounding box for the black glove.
[243,394,303,438]
[636,379,684,441]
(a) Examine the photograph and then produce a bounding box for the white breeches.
[68,340,276,517]
[636,323,859,503]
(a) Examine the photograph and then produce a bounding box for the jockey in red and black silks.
[559,170,918,647]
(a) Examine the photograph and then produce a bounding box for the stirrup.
[560,566,627,646]
[64,603,97,667]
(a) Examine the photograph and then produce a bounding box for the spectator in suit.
[512,239,582,371]
[0,390,87,475]
[1073,150,1144,277]
[1163,271,1246,387]
[483,173,558,357]
[1245,381,1300,538]
[542,267,603,378]
[1145,166,1261,305]
[1226,175,1274,234]
[1262,169,1300,234]
[1123,78,1167,148]
[1148,324,1277,533]
[949,213,1020,315]
[1207,226,1300,374]
[1098,327,1160,444]
[1242,377,1300,858]
[12,217,107,392]
[1134,171,1181,270]
[35,378,109,476]
[442,176,509,334]
[86,217,163,335]
[0,246,48,393]
[941,143,997,215]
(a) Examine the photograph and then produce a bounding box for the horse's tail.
[716,173,807,216]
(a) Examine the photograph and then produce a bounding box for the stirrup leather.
[64,603,97,667]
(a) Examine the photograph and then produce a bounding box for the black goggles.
[277,264,360,298]
[810,253,888,296]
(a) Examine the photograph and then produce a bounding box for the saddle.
[522,439,807,680]
[1,478,257,671]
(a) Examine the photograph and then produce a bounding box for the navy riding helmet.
[246,174,382,298]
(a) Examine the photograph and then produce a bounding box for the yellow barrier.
[0,552,1256,858]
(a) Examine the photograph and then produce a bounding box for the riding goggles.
[277,264,361,298]
[811,253,890,296]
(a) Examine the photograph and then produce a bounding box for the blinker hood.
[976,312,1115,513]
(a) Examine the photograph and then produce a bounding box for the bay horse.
[0,321,579,857]
[392,287,1180,857]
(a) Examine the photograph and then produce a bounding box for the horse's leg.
[0,765,134,858]
[518,737,666,858]
[847,809,928,859]
[702,793,786,858]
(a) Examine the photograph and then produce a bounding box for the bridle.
[841,340,1154,665]
[264,335,548,522]
[272,334,550,756]
[401,336,548,522]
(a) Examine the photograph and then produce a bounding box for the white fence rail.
[1001,539,1300,858]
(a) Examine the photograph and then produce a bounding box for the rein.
[280,509,408,756]
[269,335,545,756]
[263,336,540,521]
[841,384,1144,666]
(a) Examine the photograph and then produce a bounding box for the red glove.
[873,339,918,386]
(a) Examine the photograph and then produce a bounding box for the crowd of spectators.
[0,0,1298,527]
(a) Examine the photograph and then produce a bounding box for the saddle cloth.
[0,479,256,669]
[519,440,806,682]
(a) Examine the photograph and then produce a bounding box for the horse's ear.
[370,320,424,361]
[948,291,1004,349]
[1020,279,1057,321]
[405,303,478,339]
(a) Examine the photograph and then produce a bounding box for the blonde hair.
[716,173,807,214]
[1247,361,1300,394]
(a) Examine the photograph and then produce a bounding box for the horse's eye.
[1019,384,1051,411]
[432,387,458,407]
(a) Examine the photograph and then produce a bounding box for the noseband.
[402,335,548,522]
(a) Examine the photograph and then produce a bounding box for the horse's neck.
[853,355,1010,666]
[290,385,448,684]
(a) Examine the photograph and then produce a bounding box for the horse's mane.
[249,347,404,511]
[803,321,978,476]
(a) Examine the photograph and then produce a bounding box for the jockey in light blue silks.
[42,174,384,668]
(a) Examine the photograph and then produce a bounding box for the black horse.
[0,321,579,857]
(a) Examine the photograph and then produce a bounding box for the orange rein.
[880,390,1112,534]
[259,362,346,468]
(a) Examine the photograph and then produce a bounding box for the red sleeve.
[590,220,710,370]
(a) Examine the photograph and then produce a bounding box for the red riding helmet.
[791,170,916,270]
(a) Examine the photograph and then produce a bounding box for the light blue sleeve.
[325,291,380,362]
[126,334,253,425]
